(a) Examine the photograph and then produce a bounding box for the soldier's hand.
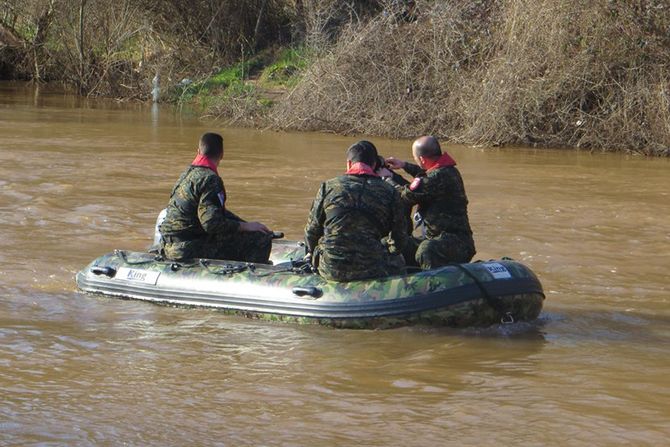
[385,157,406,170]
[239,221,271,233]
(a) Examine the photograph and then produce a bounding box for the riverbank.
[2,0,669,156]
[270,1,670,157]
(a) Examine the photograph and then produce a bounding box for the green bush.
[259,47,310,87]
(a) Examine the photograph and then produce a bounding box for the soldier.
[160,132,273,263]
[305,141,408,282]
[384,135,475,269]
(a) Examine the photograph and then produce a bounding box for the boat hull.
[76,246,544,329]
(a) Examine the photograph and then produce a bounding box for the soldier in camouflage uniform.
[305,141,409,282]
[159,132,273,262]
[384,136,475,269]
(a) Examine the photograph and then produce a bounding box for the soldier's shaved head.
[346,140,378,167]
[199,132,224,159]
[412,136,442,159]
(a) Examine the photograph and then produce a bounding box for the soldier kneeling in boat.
[304,141,409,281]
[383,135,476,269]
[160,132,273,263]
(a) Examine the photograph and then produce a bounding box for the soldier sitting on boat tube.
[159,132,273,263]
[304,140,409,282]
[382,135,476,269]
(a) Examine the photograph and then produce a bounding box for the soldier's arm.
[223,209,244,222]
[389,189,410,253]
[198,177,241,235]
[399,173,434,207]
[304,183,326,254]
[402,162,425,178]
[392,162,427,207]
[382,170,411,188]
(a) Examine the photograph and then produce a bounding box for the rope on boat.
[115,250,162,266]
[199,259,249,275]
[451,263,514,324]
[115,250,206,271]
[198,259,315,277]
[113,250,314,277]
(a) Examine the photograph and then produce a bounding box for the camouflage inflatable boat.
[76,240,544,329]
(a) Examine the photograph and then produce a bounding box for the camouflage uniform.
[305,174,409,282]
[395,162,475,269]
[160,165,272,262]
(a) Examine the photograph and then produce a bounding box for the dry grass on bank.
[272,0,670,155]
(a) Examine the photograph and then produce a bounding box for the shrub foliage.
[273,0,670,155]
[2,0,669,154]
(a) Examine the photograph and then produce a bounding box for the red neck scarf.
[424,153,457,172]
[345,162,379,177]
[191,153,219,175]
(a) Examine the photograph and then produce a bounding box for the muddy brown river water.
[1,81,669,446]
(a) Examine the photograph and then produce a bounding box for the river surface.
[1,81,668,446]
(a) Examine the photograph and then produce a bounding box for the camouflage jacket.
[160,165,241,241]
[305,174,409,277]
[399,162,473,240]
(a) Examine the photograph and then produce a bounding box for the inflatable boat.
[76,239,545,329]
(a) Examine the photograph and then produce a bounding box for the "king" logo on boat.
[116,267,161,285]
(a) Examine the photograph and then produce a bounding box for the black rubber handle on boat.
[272,231,284,239]
[91,266,116,277]
[292,286,322,298]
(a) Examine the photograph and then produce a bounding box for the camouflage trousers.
[162,231,272,263]
[313,245,405,282]
[402,233,476,270]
